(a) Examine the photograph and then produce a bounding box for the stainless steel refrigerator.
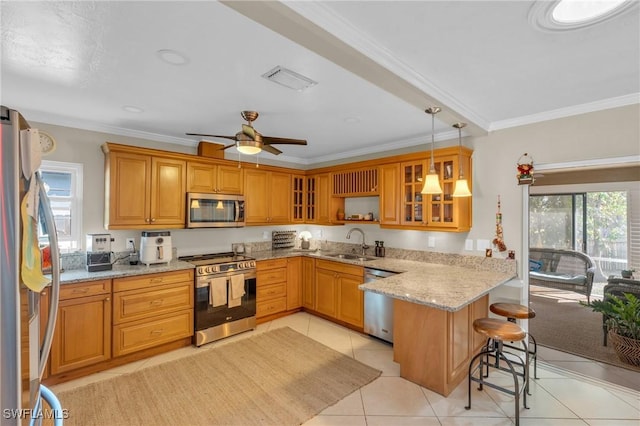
[1,106,64,425]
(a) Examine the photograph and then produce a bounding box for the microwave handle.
[235,200,240,222]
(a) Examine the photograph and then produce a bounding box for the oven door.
[194,271,256,332]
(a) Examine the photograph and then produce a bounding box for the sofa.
[529,248,596,304]
[601,277,640,346]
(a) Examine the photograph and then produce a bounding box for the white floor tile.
[360,376,436,416]
[424,377,507,418]
[438,417,515,425]
[353,348,400,376]
[366,415,441,425]
[320,389,364,416]
[302,415,367,426]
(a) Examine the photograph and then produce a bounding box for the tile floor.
[50,312,640,426]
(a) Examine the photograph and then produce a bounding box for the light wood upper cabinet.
[379,164,400,225]
[310,173,343,225]
[187,161,243,194]
[103,146,186,229]
[244,169,291,224]
[50,280,112,375]
[291,174,306,223]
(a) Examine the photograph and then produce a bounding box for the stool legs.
[466,339,529,426]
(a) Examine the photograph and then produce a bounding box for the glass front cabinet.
[399,148,472,232]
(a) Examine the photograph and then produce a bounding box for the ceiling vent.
[262,66,317,92]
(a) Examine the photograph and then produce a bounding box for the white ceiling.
[2,1,638,165]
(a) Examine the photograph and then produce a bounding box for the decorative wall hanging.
[492,195,507,252]
[517,153,535,185]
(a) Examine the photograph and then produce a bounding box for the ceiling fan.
[186,111,307,155]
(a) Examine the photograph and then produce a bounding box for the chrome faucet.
[346,227,370,255]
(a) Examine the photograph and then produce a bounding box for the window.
[38,160,83,253]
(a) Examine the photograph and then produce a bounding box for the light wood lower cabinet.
[112,270,194,357]
[314,259,364,328]
[50,280,112,375]
[256,258,288,318]
[393,294,488,396]
[301,257,316,309]
[286,257,302,310]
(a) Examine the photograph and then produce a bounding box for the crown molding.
[489,93,640,131]
[281,1,491,131]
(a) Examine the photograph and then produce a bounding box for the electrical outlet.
[427,236,436,248]
[465,239,474,251]
[126,238,135,250]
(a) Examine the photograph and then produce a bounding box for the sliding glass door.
[530,191,629,277]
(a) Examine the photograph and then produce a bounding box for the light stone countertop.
[56,249,514,312]
[250,249,516,312]
[56,260,195,285]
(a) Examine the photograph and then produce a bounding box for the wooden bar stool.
[490,302,538,382]
[466,318,529,426]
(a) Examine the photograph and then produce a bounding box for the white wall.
[34,104,640,264]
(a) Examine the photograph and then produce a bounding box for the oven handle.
[196,271,256,288]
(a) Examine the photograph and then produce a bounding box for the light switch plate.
[427,236,436,248]
[465,239,474,251]
[476,239,491,250]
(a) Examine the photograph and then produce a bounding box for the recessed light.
[529,0,636,31]
[344,117,360,124]
[123,105,144,113]
[157,49,189,65]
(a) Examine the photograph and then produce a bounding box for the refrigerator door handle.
[36,171,60,379]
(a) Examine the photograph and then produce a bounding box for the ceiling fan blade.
[261,144,282,155]
[241,124,256,139]
[262,136,307,145]
[186,133,238,141]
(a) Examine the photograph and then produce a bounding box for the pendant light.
[452,122,472,197]
[421,107,443,195]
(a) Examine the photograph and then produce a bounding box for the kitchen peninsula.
[358,259,516,397]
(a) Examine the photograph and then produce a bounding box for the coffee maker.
[86,233,113,272]
[140,231,172,266]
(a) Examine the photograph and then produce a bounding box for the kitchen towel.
[209,277,227,307]
[228,274,245,308]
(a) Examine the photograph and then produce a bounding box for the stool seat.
[490,303,536,319]
[473,318,526,341]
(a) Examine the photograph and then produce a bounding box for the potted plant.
[586,293,640,366]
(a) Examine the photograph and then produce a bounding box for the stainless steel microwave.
[186,193,245,228]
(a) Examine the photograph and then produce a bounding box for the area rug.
[529,287,640,372]
[56,327,381,426]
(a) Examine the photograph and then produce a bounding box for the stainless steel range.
[179,252,257,346]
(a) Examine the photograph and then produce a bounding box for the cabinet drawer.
[113,269,194,292]
[112,310,193,357]
[256,297,286,318]
[60,280,111,300]
[316,259,364,277]
[257,268,287,286]
[257,282,286,301]
[112,282,194,325]
[256,258,287,271]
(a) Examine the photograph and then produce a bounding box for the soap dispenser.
[374,241,381,257]
[379,241,385,257]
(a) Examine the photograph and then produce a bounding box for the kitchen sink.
[324,253,377,261]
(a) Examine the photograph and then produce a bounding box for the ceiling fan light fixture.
[262,66,317,92]
[421,107,443,195]
[236,140,262,155]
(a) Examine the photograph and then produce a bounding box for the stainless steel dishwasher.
[363,267,397,344]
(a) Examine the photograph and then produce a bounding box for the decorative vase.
[337,211,345,221]
[608,330,640,366]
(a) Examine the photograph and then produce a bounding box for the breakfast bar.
[359,262,515,396]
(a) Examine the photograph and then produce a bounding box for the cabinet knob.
[146,218,151,223]
[105,297,110,302]
[151,218,156,222]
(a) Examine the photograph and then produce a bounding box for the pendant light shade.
[452,122,472,198]
[421,107,443,195]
